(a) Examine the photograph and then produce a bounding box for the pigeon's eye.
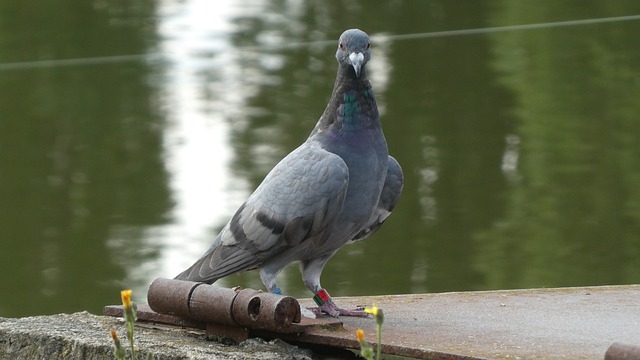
[367,42,371,49]
[339,42,345,50]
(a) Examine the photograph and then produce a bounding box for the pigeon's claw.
[307,298,369,318]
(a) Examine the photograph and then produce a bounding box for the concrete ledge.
[3,285,640,359]
[0,312,313,360]
[303,285,640,359]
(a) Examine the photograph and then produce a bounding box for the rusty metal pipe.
[146,277,202,318]
[231,288,302,330]
[605,342,640,360]
[147,278,302,332]
[188,281,238,326]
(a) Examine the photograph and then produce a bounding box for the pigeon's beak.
[349,52,365,77]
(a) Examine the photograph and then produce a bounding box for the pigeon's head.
[336,29,371,78]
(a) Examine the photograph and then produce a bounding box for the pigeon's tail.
[173,263,217,284]
[174,233,222,283]
[174,252,260,284]
[174,233,263,284]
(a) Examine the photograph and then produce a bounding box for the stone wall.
[0,312,313,360]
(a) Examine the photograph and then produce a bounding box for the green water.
[2,1,640,317]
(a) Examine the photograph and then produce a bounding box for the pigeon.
[175,29,403,317]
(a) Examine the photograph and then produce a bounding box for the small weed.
[356,305,384,360]
[109,289,151,360]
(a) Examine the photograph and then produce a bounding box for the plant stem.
[127,322,135,359]
[376,322,382,360]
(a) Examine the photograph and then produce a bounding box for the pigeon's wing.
[175,143,349,283]
[350,155,403,242]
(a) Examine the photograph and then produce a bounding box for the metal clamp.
[146,278,301,333]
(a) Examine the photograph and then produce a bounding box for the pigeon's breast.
[325,129,388,236]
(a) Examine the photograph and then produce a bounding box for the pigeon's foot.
[307,299,368,317]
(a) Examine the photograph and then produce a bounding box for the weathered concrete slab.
[105,284,640,359]
[0,311,314,359]
[294,285,640,359]
[3,285,639,359]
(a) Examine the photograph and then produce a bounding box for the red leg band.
[313,289,331,306]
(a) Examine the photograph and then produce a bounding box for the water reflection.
[500,134,521,182]
[146,0,251,284]
[2,0,640,318]
[479,1,640,289]
[0,0,169,316]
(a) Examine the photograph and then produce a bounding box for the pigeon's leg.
[300,256,367,317]
[259,267,282,294]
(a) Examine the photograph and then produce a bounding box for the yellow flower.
[110,328,119,341]
[365,304,384,326]
[364,305,378,317]
[356,328,374,360]
[110,327,126,360]
[121,289,133,310]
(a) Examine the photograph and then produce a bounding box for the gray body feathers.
[175,29,403,298]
